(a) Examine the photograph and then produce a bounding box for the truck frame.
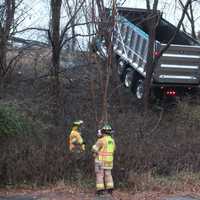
[95,7,200,100]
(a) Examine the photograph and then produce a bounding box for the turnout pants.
[67,152,83,182]
[95,160,114,191]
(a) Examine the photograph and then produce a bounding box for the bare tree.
[95,0,117,124]
[178,0,200,39]
[49,0,62,98]
[0,0,16,85]
[48,0,89,123]
[64,0,80,52]
[0,0,30,89]
[81,0,96,45]
[143,0,159,111]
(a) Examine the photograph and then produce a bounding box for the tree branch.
[60,33,95,49]
[14,27,49,34]
[159,0,192,57]
[59,0,86,46]
[146,0,151,10]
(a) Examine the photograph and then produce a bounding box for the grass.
[118,171,200,193]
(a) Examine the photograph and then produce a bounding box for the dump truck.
[94,7,200,100]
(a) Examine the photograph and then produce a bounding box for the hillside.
[1,51,200,199]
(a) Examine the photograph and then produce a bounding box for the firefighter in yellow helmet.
[92,124,116,196]
[67,120,85,182]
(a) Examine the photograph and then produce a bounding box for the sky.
[17,0,200,44]
[16,0,50,41]
[19,0,177,28]
[20,0,49,28]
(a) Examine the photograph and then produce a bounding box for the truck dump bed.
[154,44,200,85]
[113,7,200,86]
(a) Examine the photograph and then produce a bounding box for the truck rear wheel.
[117,59,126,82]
[135,79,144,100]
[124,68,134,88]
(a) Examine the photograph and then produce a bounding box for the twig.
[147,106,164,135]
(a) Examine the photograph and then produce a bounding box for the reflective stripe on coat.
[92,135,115,169]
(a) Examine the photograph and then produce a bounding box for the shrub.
[0,105,30,137]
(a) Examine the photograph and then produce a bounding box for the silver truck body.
[113,13,200,86]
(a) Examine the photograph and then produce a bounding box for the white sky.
[122,0,200,29]
[17,0,200,42]
[23,0,179,26]
[20,0,49,28]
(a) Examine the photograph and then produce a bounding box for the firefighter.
[92,124,116,196]
[67,120,85,182]
[69,120,85,152]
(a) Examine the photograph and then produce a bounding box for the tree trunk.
[51,48,60,97]
[144,14,158,112]
[0,0,15,87]
[50,0,62,124]
[98,0,116,124]
[71,18,76,52]
[0,38,7,79]
[50,0,62,96]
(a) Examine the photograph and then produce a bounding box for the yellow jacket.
[92,135,115,169]
[69,127,85,152]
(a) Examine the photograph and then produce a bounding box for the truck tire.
[117,59,126,82]
[135,79,144,100]
[124,68,134,88]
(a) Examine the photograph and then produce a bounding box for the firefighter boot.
[96,190,105,196]
[107,188,113,195]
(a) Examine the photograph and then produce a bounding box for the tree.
[143,0,159,112]
[48,0,88,123]
[81,0,96,45]
[0,0,31,89]
[49,0,62,98]
[179,0,200,39]
[0,0,16,85]
[95,0,117,124]
[64,0,81,52]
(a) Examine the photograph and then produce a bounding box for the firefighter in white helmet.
[69,120,85,152]
[92,124,116,196]
[67,120,85,182]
